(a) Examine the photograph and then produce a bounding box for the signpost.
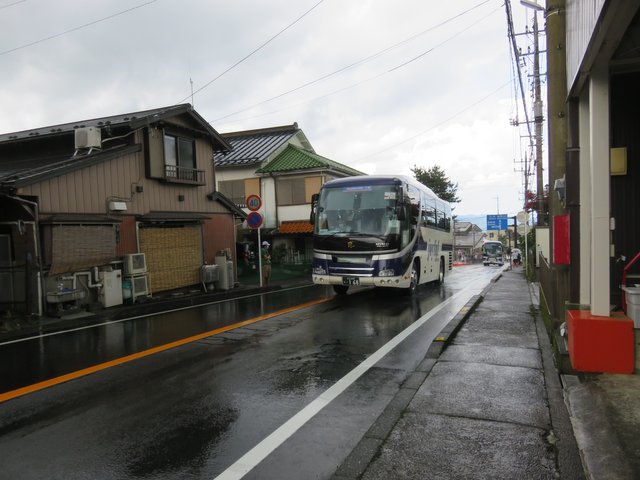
[486,214,508,231]
[246,194,262,212]
[246,195,264,286]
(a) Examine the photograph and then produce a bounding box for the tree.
[411,165,460,204]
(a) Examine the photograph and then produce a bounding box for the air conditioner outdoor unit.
[130,274,149,300]
[201,264,219,284]
[75,127,101,149]
[123,253,147,275]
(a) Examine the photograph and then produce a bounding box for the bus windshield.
[483,242,503,255]
[315,184,401,237]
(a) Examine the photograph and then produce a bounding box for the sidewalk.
[334,268,640,479]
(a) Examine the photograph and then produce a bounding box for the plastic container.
[623,286,640,328]
[122,279,132,300]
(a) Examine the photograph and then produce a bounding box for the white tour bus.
[310,175,454,294]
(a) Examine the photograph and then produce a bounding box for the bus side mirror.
[310,193,319,225]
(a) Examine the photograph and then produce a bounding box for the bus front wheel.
[438,259,445,285]
[333,285,349,295]
[407,261,419,295]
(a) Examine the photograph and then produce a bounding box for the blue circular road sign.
[246,211,263,229]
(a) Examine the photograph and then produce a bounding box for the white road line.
[0,284,316,346]
[214,280,485,480]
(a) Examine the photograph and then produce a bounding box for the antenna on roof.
[190,78,194,108]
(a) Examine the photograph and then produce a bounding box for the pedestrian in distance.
[261,241,272,285]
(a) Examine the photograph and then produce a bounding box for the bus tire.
[333,285,348,295]
[438,258,445,285]
[407,261,419,295]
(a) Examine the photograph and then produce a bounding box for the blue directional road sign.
[487,214,508,230]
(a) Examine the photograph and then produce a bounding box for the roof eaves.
[221,123,299,139]
[2,144,141,188]
[129,104,232,152]
[206,191,248,219]
[0,105,189,144]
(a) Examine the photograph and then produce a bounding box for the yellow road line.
[0,297,330,404]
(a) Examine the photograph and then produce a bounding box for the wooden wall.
[17,130,226,216]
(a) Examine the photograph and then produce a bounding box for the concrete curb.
[332,282,494,480]
[0,284,286,343]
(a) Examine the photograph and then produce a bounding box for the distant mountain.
[455,214,488,231]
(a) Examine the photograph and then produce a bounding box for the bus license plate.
[342,277,360,286]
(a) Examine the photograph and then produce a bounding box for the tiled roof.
[256,144,364,176]
[279,220,313,234]
[215,124,302,168]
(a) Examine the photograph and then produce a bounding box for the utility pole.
[546,0,569,319]
[533,13,545,226]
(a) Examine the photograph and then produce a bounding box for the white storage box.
[623,286,640,328]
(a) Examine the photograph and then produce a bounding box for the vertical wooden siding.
[18,134,227,216]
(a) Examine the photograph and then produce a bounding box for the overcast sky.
[0,0,540,216]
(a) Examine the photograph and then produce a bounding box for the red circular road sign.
[246,194,262,212]
[246,211,263,229]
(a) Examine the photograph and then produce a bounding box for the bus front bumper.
[312,274,411,289]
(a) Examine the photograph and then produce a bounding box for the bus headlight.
[379,268,395,277]
[313,266,327,275]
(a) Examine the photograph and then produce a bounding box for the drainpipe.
[5,194,44,316]
[269,173,279,233]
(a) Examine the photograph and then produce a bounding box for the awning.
[279,220,313,234]
[41,214,122,224]
[137,212,211,223]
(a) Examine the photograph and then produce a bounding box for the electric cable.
[178,0,326,104]
[0,0,26,11]
[213,0,495,122]
[215,4,501,124]
[355,80,512,161]
[0,0,157,57]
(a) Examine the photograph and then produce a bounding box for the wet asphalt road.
[0,265,496,479]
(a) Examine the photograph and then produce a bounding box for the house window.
[163,133,203,184]
[219,179,246,206]
[277,178,306,205]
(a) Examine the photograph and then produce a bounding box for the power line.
[0,0,158,57]
[0,0,26,11]
[214,1,498,123]
[389,5,499,72]
[179,0,326,104]
[357,81,512,161]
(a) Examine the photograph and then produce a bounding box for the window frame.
[162,132,204,185]
[276,177,307,206]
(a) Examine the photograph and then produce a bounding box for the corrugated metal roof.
[0,104,231,189]
[0,103,231,151]
[215,124,300,167]
[256,144,364,176]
